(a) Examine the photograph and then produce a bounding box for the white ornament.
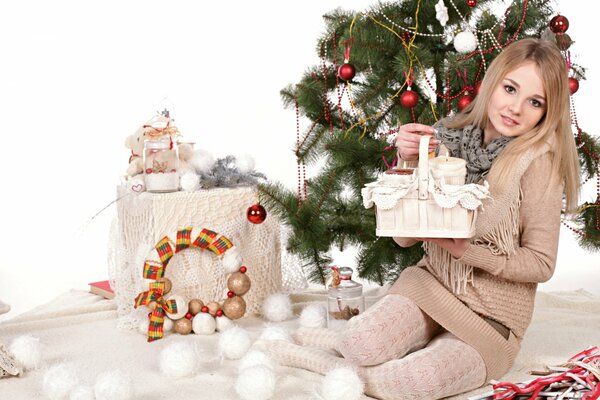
[261,293,293,322]
[43,363,79,400]
[238,350,275,373]
[9,335,41,370]
[435,0,449,26]
[222,246,243,273]
[69,385,95,400]
[180,171,200,191]
[319,367,364,400]
[126,174,145,193]
[164,295,188,320]
[454,30,478,53]
[217,326,252,360]
[235,153,256,174]
[299,303,327,328]
[163,317,174,332]
[258,325,293,342]
[94,370,134,400]
[138,318,150,335]
[159,341,198,378]
[235,365,276,400]
[215,315,235,332]
[191,148,216,174]
[192,312,216,335]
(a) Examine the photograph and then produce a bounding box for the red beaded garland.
[549,15,569,35]
[215,309,224,317]
[239,266,247,274]
[201,306,209,313]
[185,312,192,320]
[338,63,356,81]
[227,291,235,298]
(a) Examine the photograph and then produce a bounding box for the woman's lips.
[501,115,518,126]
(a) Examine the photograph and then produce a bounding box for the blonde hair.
[445,38,580,212]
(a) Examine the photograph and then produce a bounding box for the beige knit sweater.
[389,145,563,381]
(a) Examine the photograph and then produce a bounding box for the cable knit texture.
[390,144,563,381]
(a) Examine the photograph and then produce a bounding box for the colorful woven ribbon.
[134,281,178,342]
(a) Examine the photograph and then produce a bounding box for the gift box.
[362,135,489,238]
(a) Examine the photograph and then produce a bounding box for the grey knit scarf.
[435,124,513,184]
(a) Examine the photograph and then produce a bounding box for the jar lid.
[144,139,172,150]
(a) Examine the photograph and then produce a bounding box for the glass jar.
[143,138,179,193]
[327,266,365,330]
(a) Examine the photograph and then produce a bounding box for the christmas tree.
[259,0,600,285]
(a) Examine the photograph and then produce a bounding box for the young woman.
[268,38,581,399]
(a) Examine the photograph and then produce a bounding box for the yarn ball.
[234,365,276,400]
[235,154,256,174]
[9,335,41,370]
[191,148,216,174]
[319,367,364,400]
[258,326,292,342]
[163,317,174,332]
[180,171,200,191]
[238,349,275,373]
[261,293,293,322]
[454,30,477,53]
[217,326,252,360]
[42,363,79,400]
[299,303,327,328]
[222,246,243,273]
[192,312,216,335]
[126,174,145,193]
[164,295,189,320]
[216,315,235,332]
[69,385,94,400]
[159,341,198,378]
[94,370,134,400]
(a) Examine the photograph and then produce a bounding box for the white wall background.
[0,0,598,321]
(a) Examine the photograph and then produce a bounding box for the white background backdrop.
[0,0,598,321]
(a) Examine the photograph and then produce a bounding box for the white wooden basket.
[362,135,490,238]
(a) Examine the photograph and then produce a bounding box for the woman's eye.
[530,99,543,108]
[504,85,515,94]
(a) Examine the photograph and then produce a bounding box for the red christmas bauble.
[338,63,356,81]
[457,93,474,111]
[239,266,247,274]
[549,15,569,35]
[247,204,267,224]
[568,77,579,95]
[400,89,419,108]
[467,0,476,7]
[473,81,482,96]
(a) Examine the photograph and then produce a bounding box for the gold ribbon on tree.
[134,281,178,342]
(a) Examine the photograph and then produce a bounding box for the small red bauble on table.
[400,88,419,109]
[247,204,267,224]
[457,93,474,111]
[467,0,476,7]
[549,15,569,35]
[568,77,579,95]
[338,63,356,81]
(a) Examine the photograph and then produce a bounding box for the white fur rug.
[0,287,598,399]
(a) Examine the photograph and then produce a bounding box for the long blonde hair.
[445,38,580,212]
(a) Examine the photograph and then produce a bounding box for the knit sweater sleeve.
[456,153,563,283]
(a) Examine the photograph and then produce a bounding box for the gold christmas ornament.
[174,318,192,335]
[188,299,204,316]
[156,277,172,294]
[227,272,251,296]
[223,296,246,320]
[206,301,221,316]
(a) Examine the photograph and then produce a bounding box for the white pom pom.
[192,312,216,335]
[258,325,292,342]
[191,149,216,174]
[164,295,188,320]
[180,171,200,192]
[69,385,94,400]
[127,174,145,193]
[261,293,293,322]
[454,30,477,53]
[138,318,149,335]
[163,317,174,332]
[238,350,275,373]
[159,341,198,378]
[299,303,327,328]
[216,315,235,332]
[222,246,242,273]
[94,370,134,400]
[43,363,79,400]
[217,326,252,360]
[319,367,364,400]
[9,335,41,370]
[235,365,276,400]
[235,153,256,174]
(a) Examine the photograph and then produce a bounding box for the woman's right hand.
[395,123,439,161]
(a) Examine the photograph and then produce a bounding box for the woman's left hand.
[417,238,470,259]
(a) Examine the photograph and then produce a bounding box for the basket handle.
[418,135,433,200]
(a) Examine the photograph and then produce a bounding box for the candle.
[383,167,415,185]
[429,156,467,185]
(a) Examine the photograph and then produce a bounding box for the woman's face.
[485,62,547,144]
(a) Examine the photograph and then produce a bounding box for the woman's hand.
[417,238,470,259]
[395,123,439,161]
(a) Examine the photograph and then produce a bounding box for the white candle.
[430,156,467,185]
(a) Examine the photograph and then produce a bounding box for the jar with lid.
[143,137,179,193]
[326,266,365,330]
